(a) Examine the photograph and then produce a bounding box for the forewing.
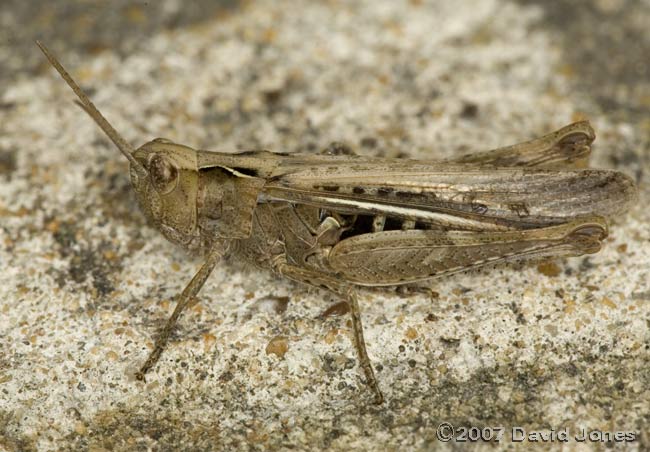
[262,160,635,231]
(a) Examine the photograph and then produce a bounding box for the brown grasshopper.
[37,41,636,404]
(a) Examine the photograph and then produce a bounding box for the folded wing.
[263,160,635,231]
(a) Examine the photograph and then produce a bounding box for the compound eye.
[149,153,178,195]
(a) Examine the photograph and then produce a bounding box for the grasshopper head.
[130,140,201,245]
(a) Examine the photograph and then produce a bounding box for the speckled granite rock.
[1,1,649,450]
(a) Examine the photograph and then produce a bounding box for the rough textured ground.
[1,1,649,450]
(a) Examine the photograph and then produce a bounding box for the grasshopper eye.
[149,153,179,195]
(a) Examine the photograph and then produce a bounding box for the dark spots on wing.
[472,203,488,214]
[508,203,530,217]
[309,184,443,202]
[394,190,434,200]
[235,150,266,156]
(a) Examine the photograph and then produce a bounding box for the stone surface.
[1,0,649,450]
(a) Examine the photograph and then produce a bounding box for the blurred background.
[3,0,649,120]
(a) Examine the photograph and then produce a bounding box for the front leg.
[136,242,228,381]
[273,259,384,404]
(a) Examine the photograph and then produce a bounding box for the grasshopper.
[37,42,636,404]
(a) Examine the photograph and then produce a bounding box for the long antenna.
[36,40,146,176]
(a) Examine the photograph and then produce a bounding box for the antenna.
[36,40,146,176]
